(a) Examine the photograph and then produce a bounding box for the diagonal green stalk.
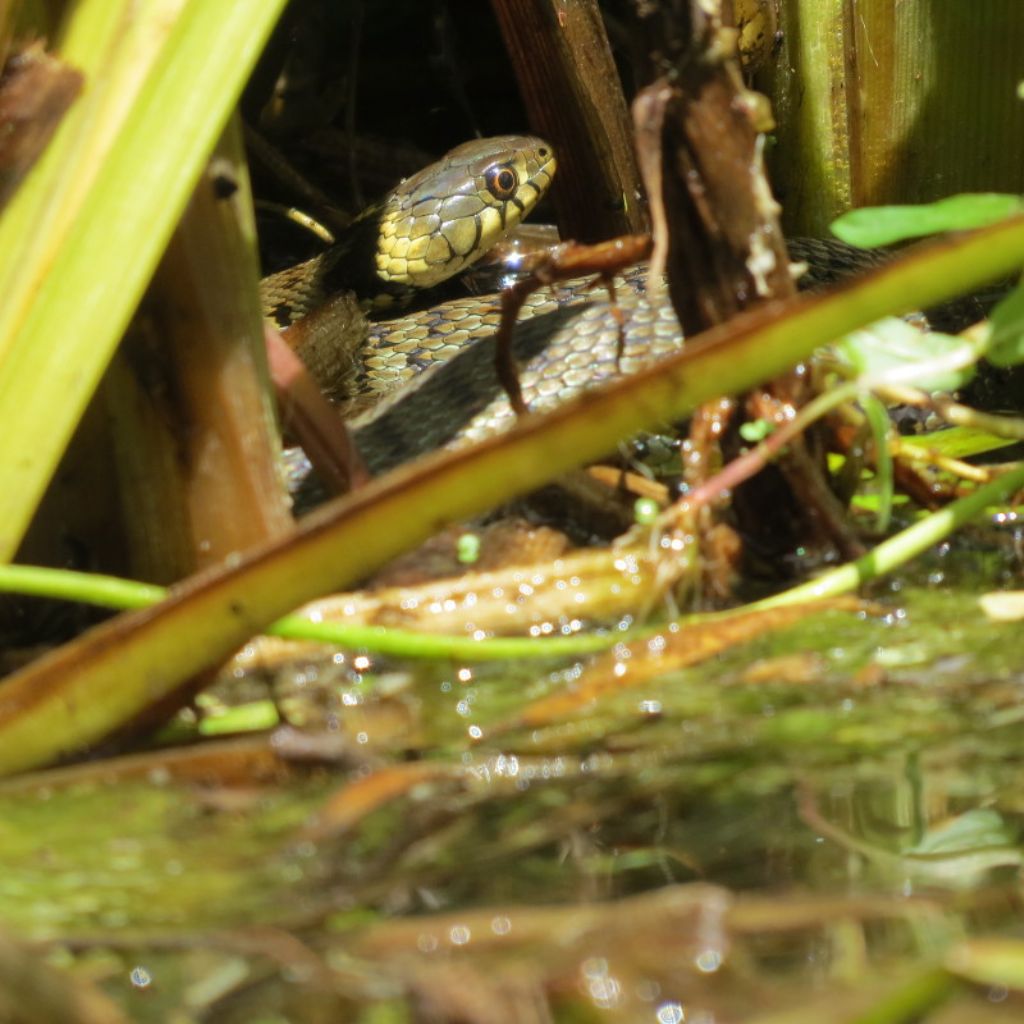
[0,216,1022,775]
[0,563,619,660]
[762,460,1024,608]
[862,395,895,532]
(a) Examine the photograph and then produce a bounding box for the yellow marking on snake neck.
[262,136,555,327]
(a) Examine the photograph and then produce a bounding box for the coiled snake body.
[261,137,974,476]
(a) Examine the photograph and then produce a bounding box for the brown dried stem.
[629,0,861,564]
[490,0,648,242]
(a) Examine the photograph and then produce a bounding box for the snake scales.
[261,137,984,477]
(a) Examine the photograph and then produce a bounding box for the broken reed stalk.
[629,0,859,560]
[490,0,648,242]
[104,116,291,583]
[0,42,83,211]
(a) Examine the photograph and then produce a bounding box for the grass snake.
[261,137,984,479]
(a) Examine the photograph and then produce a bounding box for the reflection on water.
[2,588,1023,1019]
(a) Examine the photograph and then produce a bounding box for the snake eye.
[485,164,519,201]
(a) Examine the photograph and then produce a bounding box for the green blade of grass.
[761,459,1024,608]
[0,563,622,660]
[0,0,289,560]
[862,394,894,533]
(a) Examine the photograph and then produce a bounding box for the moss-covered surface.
[3,573,1024,1021]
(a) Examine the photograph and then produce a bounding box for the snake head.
[374,135,557,289]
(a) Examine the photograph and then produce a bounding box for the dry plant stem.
[892,463,957,510]
[637,6,861,557]
[496,234,652,414]
[630,11,794,331]
[158,124,291,556]
[678,399,810,514]
[490,0,647,241]
[833,412,995,488]
[105,120,291,582]
[830,420,950,510]
[632,82,672,287]
[0,734,295,793]
[0,7,14,65]
[253,200,333,244]
[266,325,368,495]
[587,465,668,503]
[0,42,83,211]
[104,336,201,581]
[631,4,856,555]
[922,393,1024,443]
[892,446,991,486]
[680,397,732,496]
[233,543,679,673]
[678,398,735,598]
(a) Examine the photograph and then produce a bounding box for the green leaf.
[739,418,773,442]
[197,700,281,736]
[861,395,893,533]
[900,425,1018,459]
[836,318,977,391]
[947,938,1024,992]
[908,808,1016,856]
[987,280,1024,366]
[832,193,1024,248]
